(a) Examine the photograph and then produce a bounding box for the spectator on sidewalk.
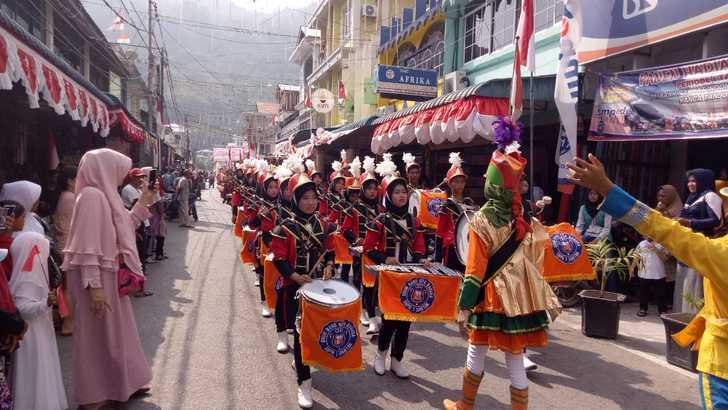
[9,231,67,410]
[61,148,153,408]
[0,226,26,410]
[656,184,682,310]
[52,166,77,336]
[162,168,175,194]
[635,237,669,317]
[0,181,44,235]
[142,168,167,261]
[177,170,194,228]
[0,201,25,276]
[121,168,145,210]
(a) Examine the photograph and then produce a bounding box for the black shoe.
[637,310,647,317]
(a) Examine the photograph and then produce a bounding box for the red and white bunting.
[109,108,145,144]
[0,24,110,137]
[370,96,509,154]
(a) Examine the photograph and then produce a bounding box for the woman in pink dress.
[61,149,153,408]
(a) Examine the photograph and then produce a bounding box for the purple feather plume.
[492,117,523,150]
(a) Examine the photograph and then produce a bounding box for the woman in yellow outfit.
[570,154,728,410]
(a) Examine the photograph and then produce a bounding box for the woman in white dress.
[9,231,67,410]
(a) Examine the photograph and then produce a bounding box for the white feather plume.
[376,153,398,177]
[362,156,376,174]
[402,152,416,167]
[256,159,269,173]
[349,156,361,179]
[331,160,342,173]
[305,159,316,174]
[341,149,347,163]
[505,141,521,155]
[290,155,306,174]
[275,159,294,181]
[448,152,463,168]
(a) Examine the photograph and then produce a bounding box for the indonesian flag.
[109,14,125,31]
[510,43,523,121]
[516,0,535,73]
[48,133,60,170]
[304,87,312,109]
[116,34,131,45]
[338,80,347,106]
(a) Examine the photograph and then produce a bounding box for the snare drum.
[455,209,475,266]
[299,280,363,372]
[409,190,448,229]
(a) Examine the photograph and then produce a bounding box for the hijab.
[685,168,716,206]
[0,181,44,235]
[292,183,317,220]
[361,180,380,209]
[62,149,144,275]
[658,185,683,218]
[9,232,50,307]
[585,191,603,218]
[384,180,409,218]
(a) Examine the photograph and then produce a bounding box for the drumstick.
[306,252,327,277]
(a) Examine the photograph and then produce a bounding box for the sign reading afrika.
[312,88,335,113]
[376,64,438,101]
[588,55,728,141]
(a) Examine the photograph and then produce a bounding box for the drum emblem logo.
[274,275,285,291]
[427,198,445,216]
[400,278,435,313]
[551,233,582,264]
[319,320,358,358]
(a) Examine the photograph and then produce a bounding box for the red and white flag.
[516,0,535,73]
[304,87,312,109]
[510,43,523,121]
[338,80,347,106]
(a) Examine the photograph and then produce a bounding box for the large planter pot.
[660,312,699,372]
[579,290,626,339]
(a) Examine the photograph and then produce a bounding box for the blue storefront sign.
[375,65,438,101]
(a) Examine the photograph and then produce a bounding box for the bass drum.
[455,210,475,266]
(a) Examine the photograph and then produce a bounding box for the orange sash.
[378,270,460,322]
[332,233,353,265]
[233,209,245,238]
[240,228,257,265]
[361,255,376,288]
[300,297,363,372]
[542,223,596,282]
[263,255,281,310]
[418,190,448,229]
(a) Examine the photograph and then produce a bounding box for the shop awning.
[313,116,379,146]
[0,12,111,137]
[109,108,146,144]
[371,83,509,154]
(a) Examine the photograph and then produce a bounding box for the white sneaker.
[523,355,538,371]
[254,280,260,287]
[297,379,313,409]
[390,357,410,379]
[366,316,380,335]
[373,349,387,376]
[261,304,272,318]
[360,311,370,326]
[276,331,289,353]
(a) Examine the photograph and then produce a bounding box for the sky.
[233,0,316,13]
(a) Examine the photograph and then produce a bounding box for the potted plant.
[578,239,639,339]
[659,295,702,372]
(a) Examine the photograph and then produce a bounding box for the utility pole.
[147,0,155,163]
[185,114,191,165]
[158,50,165,169]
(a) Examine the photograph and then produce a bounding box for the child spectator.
[635,237,669,317]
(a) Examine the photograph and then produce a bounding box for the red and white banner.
[109,108,145,143]
[516,0,535,73]
[371,96,509,154]
[0,24,110,136]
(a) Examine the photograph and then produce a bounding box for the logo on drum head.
[400,278,435,313]
[274,276,285,291]
[551,233,582,264]
[427,198,445,216]
[319,320,358,358]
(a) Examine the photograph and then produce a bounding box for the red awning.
[0,24,110,136]
[371,95,509,154]
[109,108,145,144]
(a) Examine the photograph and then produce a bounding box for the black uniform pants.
[639,277,667,313]
[275,284,297,333]
[255,264,265,302]
[293,329,311,385]
[362,285,377,318]
[377,318,411,360]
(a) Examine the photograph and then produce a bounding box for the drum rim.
[300,279,361,307]
[455,209,475,266]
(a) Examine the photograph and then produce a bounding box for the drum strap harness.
[474,230,525,305]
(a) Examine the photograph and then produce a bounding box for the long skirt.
[674,264,704,314]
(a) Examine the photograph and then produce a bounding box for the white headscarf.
[0,180,44,235]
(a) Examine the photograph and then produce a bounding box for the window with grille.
[341,0,351,41]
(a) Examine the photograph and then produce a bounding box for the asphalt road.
[58,188,701,409]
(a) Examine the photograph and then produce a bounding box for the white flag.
[554,0,581,194]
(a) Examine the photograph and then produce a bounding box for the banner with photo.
[588,54,728,141]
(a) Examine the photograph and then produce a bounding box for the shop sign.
[588,54,728,142]
[312,88,334,113]
[573,1,728,64]
[376,65,438,101]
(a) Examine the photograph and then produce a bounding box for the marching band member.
[326,151,348,227]
[339,157,362,286]
[435,152,473,272]
[306,159,327,218]
[276,157,296,221]
[443,120,560,410]
[403,152,427,189]
[363,153,427,379]
[343,156,381,333]
[248,160,279,318]
[270,164,335,409]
